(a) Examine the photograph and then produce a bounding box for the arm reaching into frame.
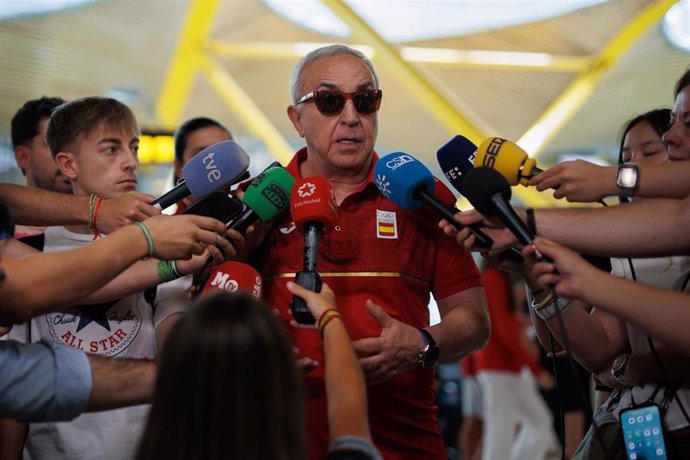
[0,214,227,324]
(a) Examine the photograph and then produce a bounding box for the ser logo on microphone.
[481,137,506,169]
[385,154,415,171]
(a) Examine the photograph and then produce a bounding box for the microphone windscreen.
[242,166,295,222]
[290,176,338,233]
[436,135,478,194]
[474,137,530,186]
[182,140,251,199]
[461,166,512,216]
[374,152,435,210]
[201,261,263,298]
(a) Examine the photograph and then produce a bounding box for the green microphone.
[229,166,295,233]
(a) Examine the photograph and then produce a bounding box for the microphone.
[461,166,542,259]
[182,191,244,224]
[289,176,338,325]
[229,166,295,234]
[191,165,293,295]
[474,137,542,186]
[374,152,492,248]
[436,135,478,192]
[201,261,263,298]
[152,140,251,210]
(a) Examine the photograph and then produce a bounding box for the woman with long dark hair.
[137,281,381,460]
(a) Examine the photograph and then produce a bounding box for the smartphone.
[620,404,668,459]
[183,192,244,224]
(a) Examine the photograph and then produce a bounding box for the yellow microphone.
[474,137,542,186]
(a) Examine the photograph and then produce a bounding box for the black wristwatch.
[616,163,639,198]
[417,328,440,369]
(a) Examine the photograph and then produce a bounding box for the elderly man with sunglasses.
[251,44,489,460]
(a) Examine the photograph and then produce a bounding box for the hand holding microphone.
[473,137,614,204]
[190,165,295,288]
[286,281,337,327]
[290,176,338,325]
[437,136,524,262]
[152,140,251,210]
[461,166,548,261]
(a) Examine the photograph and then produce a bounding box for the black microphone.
[461,166,545,259]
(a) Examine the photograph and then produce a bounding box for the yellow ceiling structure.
[1,0,689,208]
[151,0,680,207]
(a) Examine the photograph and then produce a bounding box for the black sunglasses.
[296,89,382,116]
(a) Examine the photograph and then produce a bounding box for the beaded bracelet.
[134,221,155,258]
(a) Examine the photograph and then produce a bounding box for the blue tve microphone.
[153,140,251,210]
[436,135,477,193]
[374,152,492,248]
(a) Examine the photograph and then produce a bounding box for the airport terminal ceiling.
[1,0,689,206]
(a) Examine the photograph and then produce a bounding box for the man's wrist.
[417,328,439,369]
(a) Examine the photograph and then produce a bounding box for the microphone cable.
[627,259,690,426]
[546,332,566,460]
[548,289,613,460]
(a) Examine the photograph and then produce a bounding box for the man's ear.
[14,145,30,172]
[287,105,305,138]
[55,152,78,181]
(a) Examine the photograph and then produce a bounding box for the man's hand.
[98,192,161,233]
[438,209,518,252]
[142,214,227,261]
[352,300,425,385]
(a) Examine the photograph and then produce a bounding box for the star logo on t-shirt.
[74,300,118,332]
